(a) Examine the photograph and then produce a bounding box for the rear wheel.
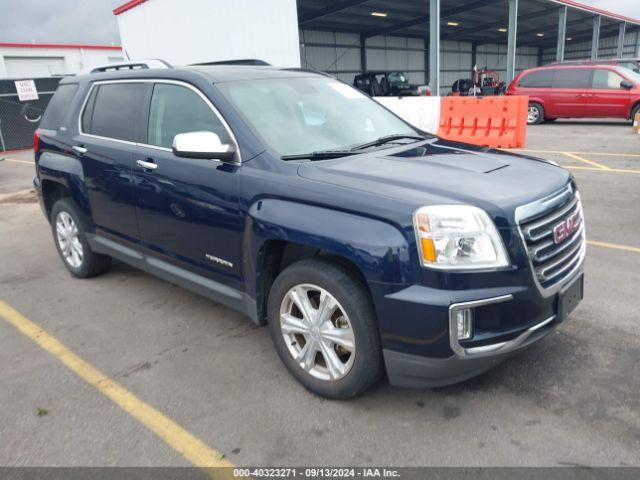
[51,198,111,278]
[527,102,544,125]
[268,258,382,399]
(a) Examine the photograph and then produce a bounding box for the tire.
[50,198,111,278]
[631,104,640,123]
[527,102,544,125]
[267,258,383,399]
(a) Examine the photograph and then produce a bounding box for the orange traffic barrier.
[437,96,529,149]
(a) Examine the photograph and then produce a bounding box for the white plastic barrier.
[374,96,442,135]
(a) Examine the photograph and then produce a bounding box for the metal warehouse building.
[114,0,640,95]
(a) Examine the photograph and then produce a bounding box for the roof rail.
[191,59,271,66]
[280,67,333,78]
[79,59,172,75]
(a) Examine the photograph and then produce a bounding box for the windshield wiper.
[281,150,360,161]
[281,134,427,160]
[350,134,426,151]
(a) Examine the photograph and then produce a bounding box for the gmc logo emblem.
[553,211,580,244]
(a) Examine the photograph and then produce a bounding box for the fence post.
[0,119,6,152]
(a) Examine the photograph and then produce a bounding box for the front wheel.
[527,103,545,125]
[268,258,383,399]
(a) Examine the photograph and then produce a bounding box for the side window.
[82,83,148,142]
[592,69,625,89]
[518,70,554,88]
[39,84,79,130]
[552,69,591,89]
[147,83,230,149]
[81,86,98,133]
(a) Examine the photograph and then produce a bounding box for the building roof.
[296,0,640,47]
[113,0,639,47]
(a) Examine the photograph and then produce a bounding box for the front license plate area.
[558,274,584,322]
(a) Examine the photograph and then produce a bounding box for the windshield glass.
[217,77,417,156]
[617,67,640,83]
[387,72,408,84]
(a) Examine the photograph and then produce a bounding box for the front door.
[76,81,151,248]
[133,82,243,286]
[588,68,632,118]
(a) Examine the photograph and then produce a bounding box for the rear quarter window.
[39,84,79,130]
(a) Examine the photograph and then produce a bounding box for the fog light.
[455,308,474,340]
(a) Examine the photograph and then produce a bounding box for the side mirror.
[620,79,633,90]
[172,131,236,162]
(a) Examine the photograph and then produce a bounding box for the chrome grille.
[518,189,585,291]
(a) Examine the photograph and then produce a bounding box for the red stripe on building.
[111,0,640,24]
[555,0,640,25]
[113,0,148,16]
[0,42,122,51]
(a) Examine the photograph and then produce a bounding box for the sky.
[0,0,639,46]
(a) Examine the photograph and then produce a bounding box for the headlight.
[413,205,510,270]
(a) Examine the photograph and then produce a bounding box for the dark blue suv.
[33,62,585,398]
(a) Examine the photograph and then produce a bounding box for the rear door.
[132,81,243,285]
[548,68,592,118]
[588,68,632,118]
[76,81,150,248]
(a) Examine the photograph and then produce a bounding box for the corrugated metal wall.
[299,30,425,85]
[299,30,362,83]
[300,29,540,94]
[542,29,640,64]
[365,36,425,84]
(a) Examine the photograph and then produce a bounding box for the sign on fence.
[14,80,39,102]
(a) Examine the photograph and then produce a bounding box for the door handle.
[136,159,158,170]
[72,145,87,155]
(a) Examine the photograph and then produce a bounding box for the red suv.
[507,65,640,125]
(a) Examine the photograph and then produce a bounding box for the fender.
[37,151,92,225]
[528,97,547,109]
[244,198,413,317]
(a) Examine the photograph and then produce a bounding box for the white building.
[113,0,640,95]
[0,43,125,79]
[114,0,301,67]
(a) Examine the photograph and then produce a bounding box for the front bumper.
[376,269,583,388]
[384,311,558,388]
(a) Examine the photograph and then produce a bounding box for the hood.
[297,138,571,227]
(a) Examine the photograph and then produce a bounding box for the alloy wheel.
[55,211,84,269]
[280,284,356,381]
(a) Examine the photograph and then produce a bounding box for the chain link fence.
[0,77,62,152]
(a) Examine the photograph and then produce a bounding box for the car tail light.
[33,129,41,154]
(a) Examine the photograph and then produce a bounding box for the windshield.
[617,67,640,84]
[217,77,417,156]
[387,72,408,84]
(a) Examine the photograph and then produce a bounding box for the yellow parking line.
[560,165,640,174]
[515,149,640,158]
[562,152,611,170]
[587,240,640,254]
[2,158,34,165]
[0,299,233,469]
